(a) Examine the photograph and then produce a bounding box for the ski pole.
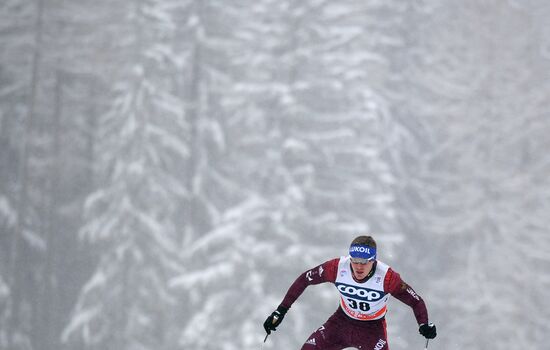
[424,338,429,350]
[263,314,280,344]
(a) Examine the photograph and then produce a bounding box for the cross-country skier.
[263,235,437,349]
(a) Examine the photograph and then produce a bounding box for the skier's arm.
[279,258,339,310]
[263,258,338,335]
[384,268,429,325]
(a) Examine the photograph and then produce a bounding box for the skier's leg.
[300,324,344,350]
[300,314,347,350]
[353,319,389,350]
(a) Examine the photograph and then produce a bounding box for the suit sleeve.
[279,258,339,310]
[384,268,429,325]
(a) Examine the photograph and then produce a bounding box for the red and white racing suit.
[279,256,429,350]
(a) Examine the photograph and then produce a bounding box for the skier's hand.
[419,323,437,339]
[263,306,288,334]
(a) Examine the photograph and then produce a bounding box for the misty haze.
[1,1,549,350]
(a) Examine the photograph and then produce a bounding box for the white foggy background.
[1,0,550,350]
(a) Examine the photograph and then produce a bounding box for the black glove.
[419,323,437,339]
[263,306,288,334]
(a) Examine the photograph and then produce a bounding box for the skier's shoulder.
[375,259,392,273]
[376,260,403,293]
[317,257,340,281]
[327,257,342,269]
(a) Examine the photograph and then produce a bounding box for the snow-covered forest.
[1,0,550,349]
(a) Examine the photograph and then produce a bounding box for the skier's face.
[350,260,374,280]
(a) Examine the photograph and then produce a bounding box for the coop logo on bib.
[336,283,384,302]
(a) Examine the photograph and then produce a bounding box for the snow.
[2,1,550,350]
